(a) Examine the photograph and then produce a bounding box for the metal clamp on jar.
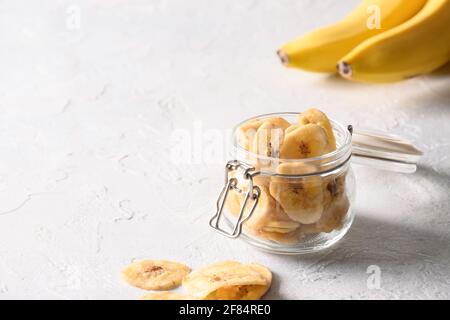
[209,112,423,255]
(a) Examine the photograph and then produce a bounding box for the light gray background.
[0,0,449,299]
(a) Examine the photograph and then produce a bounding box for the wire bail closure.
[209,160,261,239]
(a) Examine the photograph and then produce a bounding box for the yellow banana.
[338,0,450,83]
[278,0,427,72]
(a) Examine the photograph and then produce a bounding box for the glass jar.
[210,112,422,255]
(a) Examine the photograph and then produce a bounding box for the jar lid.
[351,129,423,173]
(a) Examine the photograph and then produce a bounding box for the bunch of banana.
[278,0,450,83]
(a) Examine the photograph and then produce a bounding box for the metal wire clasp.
[209,160,261,239]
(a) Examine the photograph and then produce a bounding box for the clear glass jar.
[210,112,422,255]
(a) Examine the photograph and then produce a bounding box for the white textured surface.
[0,0,449,300]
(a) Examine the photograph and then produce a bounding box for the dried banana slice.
[297,108,337,151]
[228,185,300,235]
[206,263,272,300]
[285,124,301,135]
[264,117,291,130]
[252,118,291,159]
[224,172,271,216]
[303,174,349,234]
[257,228,303,244]
[322,174,347,209]
[225,188,244,216]
[237,119,264,151]
[280,124,329,159]
[227,183,303,243]
[205,285,267,300]
[247,263,272,285]
[122,260,191,290]
[269,163,324,224]
[316,195,350,233]
[182,261,271,300]
[247,186,300,233]
[140,291,197,300]
[263,223,300,234]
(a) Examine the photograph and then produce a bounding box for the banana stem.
[277,50,289,66]
[337,61,352,78]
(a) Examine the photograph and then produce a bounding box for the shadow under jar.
[209,112,422,255]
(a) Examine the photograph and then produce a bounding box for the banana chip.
[267,117,291,129]
[247,263,272,284]
[225,171,303,242]
[317,195,350,232]
[227,185,300,236]
[285,124,301,135]
[280,124,329,159]
[237,119,264,151]
[252,118,290,161]
[246,186,300,233]
[269,163,324,224]
[140,291,197,300]
[225,188,244,216]
[263,224,299,234]
[122,260,191,291]
[323,174,346,206]
[257,228,304,244]
[303,174,349,234]
[205,285,267,300]
[252,122,284,158]
[183,261,272,300]
[297,108,336,151]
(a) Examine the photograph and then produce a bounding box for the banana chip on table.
[122,259,191,290]
[247,263,272,284]
[182,261,272,300]
[140,291,197,300]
